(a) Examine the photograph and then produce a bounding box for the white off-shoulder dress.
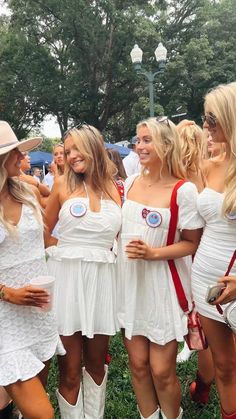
[0,205,65,387]
[117,175,204,345]
[192,188,236,321]
[46,196,122,338]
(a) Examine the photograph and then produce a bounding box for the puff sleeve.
[177,182,205,230]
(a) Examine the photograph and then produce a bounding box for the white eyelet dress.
[192,188,236,321]
[117,175,204,345]
[46,197,122,338]
[0,205,65,387]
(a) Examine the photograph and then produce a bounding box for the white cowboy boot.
[161,407,183,419]
[139,407,160,418]
[177,342,195,363]
[56,387,84,419]
[83,365,108,419]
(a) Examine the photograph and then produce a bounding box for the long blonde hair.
[136,117,186,179]
[0,152,42,235]
[178,122,204,175]
[64,125,117,197]
[204,82,236,216]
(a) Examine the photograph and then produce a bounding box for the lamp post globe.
[130,42,167,117]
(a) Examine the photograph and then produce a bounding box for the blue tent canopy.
[29,151,53,167]
[104,142,130,158]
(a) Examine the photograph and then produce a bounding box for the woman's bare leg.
[124,335,158,417]
[200,315,236,414]
[150,340,180,419]
[5,376,53,419]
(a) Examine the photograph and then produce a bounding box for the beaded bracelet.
[0,284,6,301]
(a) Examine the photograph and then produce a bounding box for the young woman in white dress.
[191,82,236,419]
[117,117,203,419]
[0,121,64,419]
[45,124,122,419]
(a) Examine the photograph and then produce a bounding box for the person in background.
[106,149,127,181]
[122,135,141,177]
[45,124,122,419]
[44,162,55,190]
[53,143,65,177]
[0,121,64,419]
[32,166,42,183]
[191,82,236,419]
[117,116,203,419]
[19,153,50,208]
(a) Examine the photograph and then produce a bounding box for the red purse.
[167,180,208,350]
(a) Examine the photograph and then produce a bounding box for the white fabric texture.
[192,188,236,321]
[0,204,65,386]
[47,197,122,337]
[122,150,141,177]
[117,176,204,345]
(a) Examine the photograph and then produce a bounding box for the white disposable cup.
[30,275,55,312]
[121,233,143,260]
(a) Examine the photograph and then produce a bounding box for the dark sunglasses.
[63,122,91,140]
[201,112,217,128]
[156,116,170,127]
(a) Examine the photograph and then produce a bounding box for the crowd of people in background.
[0,81,236,419]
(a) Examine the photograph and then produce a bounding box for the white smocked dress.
[46,190,122,338]
[192,188,236,321]
[0,205,65,387]
[117,175,204,345]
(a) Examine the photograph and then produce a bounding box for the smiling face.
[4,148,24,177]
[203,112,226,144]
[64,136,88,174]
[136,125,159,168]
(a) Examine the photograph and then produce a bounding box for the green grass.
[47,333,221,419]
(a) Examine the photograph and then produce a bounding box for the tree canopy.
[0,0,235,141]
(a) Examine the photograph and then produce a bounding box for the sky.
[40,116,61,138]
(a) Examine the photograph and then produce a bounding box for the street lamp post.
[130,43,167,117]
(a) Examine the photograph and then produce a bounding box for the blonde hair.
[64,125,117,197]
[204,82,236,216]
[0,152,42,235]
[136,117,186,179]
[178,122,204,175]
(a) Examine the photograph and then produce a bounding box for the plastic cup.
[30,275,55,312]
[121,233,143,260]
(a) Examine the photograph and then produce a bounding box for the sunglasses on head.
[63,122,91,140]
[156,116,170,127]
[201,112,217,128]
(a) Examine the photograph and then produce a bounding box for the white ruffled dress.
[0,205,65,387]
[117,175,204,345]
[46,196,122,338]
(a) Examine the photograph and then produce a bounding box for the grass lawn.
[47,333,221,419]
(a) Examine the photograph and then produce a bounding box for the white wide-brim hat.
[0,120,42,156]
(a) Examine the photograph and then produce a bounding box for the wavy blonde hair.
[0,152,42,235]
[64,125,117,198]
[204,82,236,216]
[178,122,204,175]
[136,117,186,179]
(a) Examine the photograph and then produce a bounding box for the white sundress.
[46,192,122,338]
[192,188,236,321]
[117,175,204,345]
[0,205,65,387]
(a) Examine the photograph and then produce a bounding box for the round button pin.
[70,202,87,218]
[145,211,162,228]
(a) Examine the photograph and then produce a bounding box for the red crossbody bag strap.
[167,180,189,313]
[216,250,236,315]
[114,179,124,206]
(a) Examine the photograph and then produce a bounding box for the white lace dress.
[46,196,122,338]
[117,175,204,345]
[192,188,236,321]
[0,205,65,387]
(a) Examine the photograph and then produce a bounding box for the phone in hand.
[205,283,225,304]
